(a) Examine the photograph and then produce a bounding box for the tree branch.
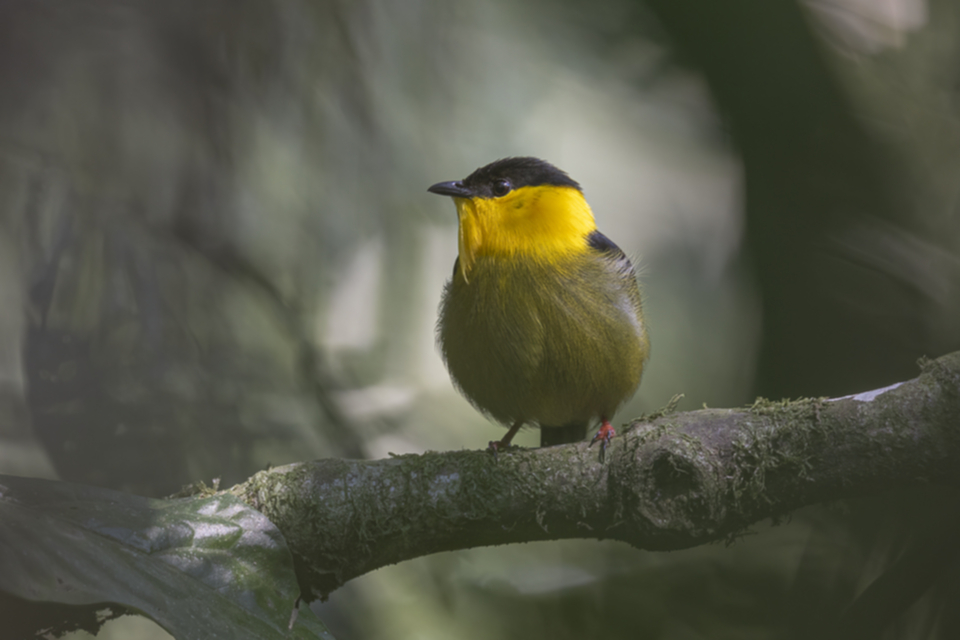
[230,352,960,601]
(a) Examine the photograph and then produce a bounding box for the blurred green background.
[2,0,960,638]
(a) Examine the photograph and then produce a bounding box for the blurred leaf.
[0,474,334,639]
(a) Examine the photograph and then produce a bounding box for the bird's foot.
[487,421,523,460]
[487,439,515,460]
[589,420,617,463]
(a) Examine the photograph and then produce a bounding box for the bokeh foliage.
[2,0,960,638]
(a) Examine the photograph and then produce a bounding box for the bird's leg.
[590,418,617,463]
[488,421,523,456]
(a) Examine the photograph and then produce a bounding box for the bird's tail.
[540,423,587,447]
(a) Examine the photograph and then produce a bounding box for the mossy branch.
[229,352,960,601]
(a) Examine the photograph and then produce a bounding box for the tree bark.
[231,352,960,601]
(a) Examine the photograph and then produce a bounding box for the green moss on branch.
[230,351,960,601]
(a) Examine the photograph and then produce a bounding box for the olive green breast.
[437,251,648,428]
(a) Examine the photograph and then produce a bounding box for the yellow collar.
[454,185,596,280]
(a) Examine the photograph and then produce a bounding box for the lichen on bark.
[230,351,960,601]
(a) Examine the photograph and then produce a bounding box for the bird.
[428,157,649,454]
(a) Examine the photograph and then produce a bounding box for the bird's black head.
[428,157,581,199]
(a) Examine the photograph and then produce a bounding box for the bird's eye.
[492,180,511,197]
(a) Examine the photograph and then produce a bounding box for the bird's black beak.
[428,181,473,198]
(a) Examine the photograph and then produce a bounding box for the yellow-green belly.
[438,253,648,428]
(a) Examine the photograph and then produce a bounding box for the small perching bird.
[429,157,649,455]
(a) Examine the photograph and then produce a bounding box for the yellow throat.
[453,185,597,281]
